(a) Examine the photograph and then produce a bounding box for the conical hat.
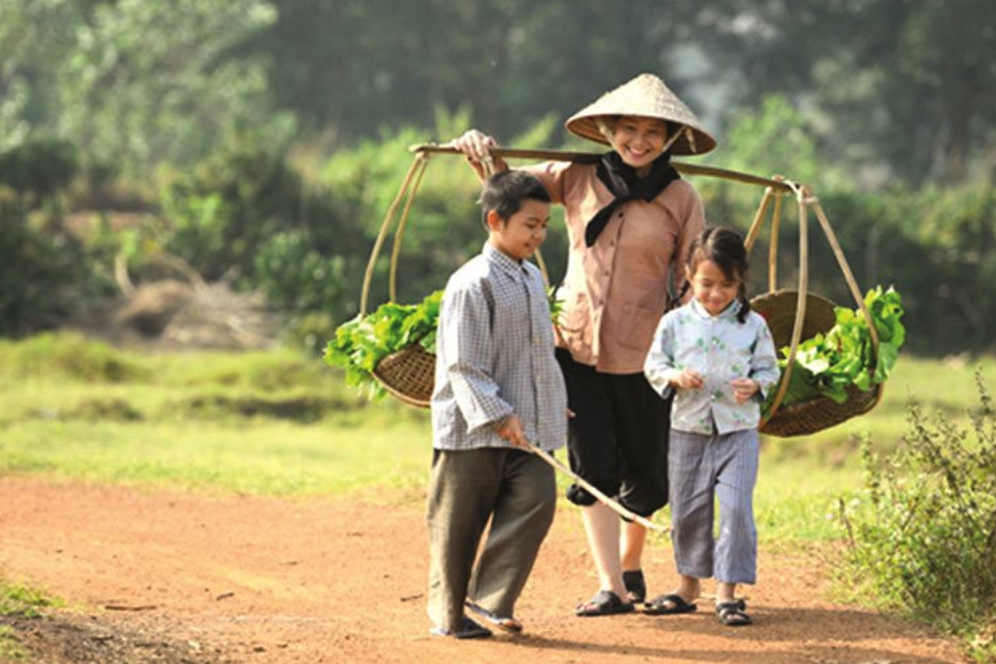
[565,73,717,156]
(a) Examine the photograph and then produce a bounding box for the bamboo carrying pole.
[411,143,797,192]
[365,143,879,518]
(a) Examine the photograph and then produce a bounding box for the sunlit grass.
[1,333,993,542]
[0,578,61,661]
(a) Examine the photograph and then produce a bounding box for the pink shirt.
[527,160,705,374]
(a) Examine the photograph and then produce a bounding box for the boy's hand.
[730,378,760,404]
[671,369,705,390]
[494,414,530,449]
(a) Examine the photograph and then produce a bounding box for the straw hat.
[565,73,717,156]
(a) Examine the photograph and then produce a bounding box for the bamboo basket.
[751,290,881,437]
[742,182,884,437]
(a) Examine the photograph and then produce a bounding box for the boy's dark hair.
[478,170,551,228]
[683,226,752,323]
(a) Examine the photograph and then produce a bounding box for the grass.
[0,579,59,661]
[1,332,994,541]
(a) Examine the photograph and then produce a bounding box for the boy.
[427,170,568,638]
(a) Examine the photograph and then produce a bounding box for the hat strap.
[685,127,697,154]
[660,128,683,155]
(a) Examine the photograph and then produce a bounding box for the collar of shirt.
[689,298,742,321]
[483,242,527,282]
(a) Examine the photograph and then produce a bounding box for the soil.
[0,476,965,663]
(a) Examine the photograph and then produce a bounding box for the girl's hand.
[672,369,705,390]
[730,378,760,404]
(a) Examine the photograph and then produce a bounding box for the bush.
[0,332,147,382]
[254,231,353,317]
[837,369,996,661]
[0,139,77,202]
[0,203,88,336]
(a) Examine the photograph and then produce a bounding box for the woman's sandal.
[644,593,697,615]
[465,601,524,633]
[715,599,752,626]
[622,570,647,604]
[575,590,634,617]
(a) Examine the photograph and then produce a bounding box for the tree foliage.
[1,0,995,355]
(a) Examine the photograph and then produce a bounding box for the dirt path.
[0,476,963,663]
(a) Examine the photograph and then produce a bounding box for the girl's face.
[607,116,668,176]
[687,258,741,317]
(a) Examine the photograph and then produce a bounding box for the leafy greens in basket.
[324,288,563,396]
[762,285,905,416]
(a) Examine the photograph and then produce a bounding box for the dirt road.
[0,477,963,663]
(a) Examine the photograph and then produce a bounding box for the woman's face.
[607,116,668,176]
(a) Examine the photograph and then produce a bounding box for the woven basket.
[753,290,882,437]
[372,343,435,408]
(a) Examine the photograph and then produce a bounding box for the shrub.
[0,332,147,382]
[254,231,354,318]
[0,203,88,336]
[0,139,77,202]
[837,369,996,662]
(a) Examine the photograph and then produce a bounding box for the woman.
[453,73,716,616]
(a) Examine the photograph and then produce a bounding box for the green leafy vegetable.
[324,287,564,397]
[762,285,905,415]
[323,290,442,394]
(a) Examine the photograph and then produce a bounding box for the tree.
[50,0,291,183]
[679,0,996,185]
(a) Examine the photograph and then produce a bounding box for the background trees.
[1,0,994,354]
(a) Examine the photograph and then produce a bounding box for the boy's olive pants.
[426,447,556,632]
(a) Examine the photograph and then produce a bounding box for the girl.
[643,226,780,626]
[454,73,715,616]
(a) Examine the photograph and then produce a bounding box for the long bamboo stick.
[525,442,671,534]
[410,143,796,192]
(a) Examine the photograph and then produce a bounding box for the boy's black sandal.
[622,570,647,604]
[644,593,697,615]
[715,599,752,626]
[429,616,493,639]
[575,590,634,617]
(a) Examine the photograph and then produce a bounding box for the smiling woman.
[452,72,716,615]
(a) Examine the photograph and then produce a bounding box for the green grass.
[0,579,59,661]
[0,332,432,498]
[763,354,996,462]
[1,332,993,540]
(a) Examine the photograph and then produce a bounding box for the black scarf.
[584,151,681,247]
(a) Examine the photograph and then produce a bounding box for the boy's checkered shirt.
[431,243,567,452]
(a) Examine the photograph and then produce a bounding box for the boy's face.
[487,199,550,261]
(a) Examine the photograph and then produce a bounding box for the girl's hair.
[682,226,752,323]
